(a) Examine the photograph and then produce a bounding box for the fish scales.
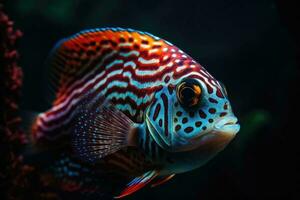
[32,28,220,140]
[25,28,240,198]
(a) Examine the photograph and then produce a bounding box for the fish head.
[145,74,240,153]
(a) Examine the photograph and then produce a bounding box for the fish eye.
[176,78,202,108]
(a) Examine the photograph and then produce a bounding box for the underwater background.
[1,0,299,199]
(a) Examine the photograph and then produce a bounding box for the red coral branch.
[0,4,62,199]
[0,2,23,140]
[0,2,35,200]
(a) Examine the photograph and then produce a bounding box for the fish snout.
[193,116,240,151]
[213,116,240,136]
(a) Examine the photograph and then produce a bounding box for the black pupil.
[177,79,201,108]
[181,87,195,104]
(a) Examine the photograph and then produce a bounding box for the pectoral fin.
[72,96,138,163]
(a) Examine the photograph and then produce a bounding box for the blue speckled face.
[145,77,240,152]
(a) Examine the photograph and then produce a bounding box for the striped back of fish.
[32,27,216,140]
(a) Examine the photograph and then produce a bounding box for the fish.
[27,27,240,198]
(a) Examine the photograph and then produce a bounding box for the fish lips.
[213,116,240,135]
[194,116,240,151]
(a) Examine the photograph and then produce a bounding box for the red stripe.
[36,33,215,138]
[40,75,162,129]
[153,103,161,121]
[161,93,169,137]
[55,51,162,105]
[40,61,197,130]
[49,59,176,118]
[55,48,116,102]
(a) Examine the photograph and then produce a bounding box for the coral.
[0,4,23,141]
[0,2,33,199]
[0,4,60,199]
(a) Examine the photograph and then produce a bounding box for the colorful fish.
[28,27,240,198]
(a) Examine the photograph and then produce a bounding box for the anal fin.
[151,174,175,187]
[114,170,159,199]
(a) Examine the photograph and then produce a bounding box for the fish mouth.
[194,116,240,151]
[213,116,240,136]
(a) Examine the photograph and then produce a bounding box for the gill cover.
[145,86,199,152]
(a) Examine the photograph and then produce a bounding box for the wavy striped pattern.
[31,28,221,140]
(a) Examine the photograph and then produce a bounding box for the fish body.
[29,27,240,198]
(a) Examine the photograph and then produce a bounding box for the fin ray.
[114,170,159,199]
[72,95,136,163]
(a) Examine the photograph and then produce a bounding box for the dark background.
[5,0,299,199]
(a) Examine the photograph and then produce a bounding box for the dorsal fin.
[43,27,165,106]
